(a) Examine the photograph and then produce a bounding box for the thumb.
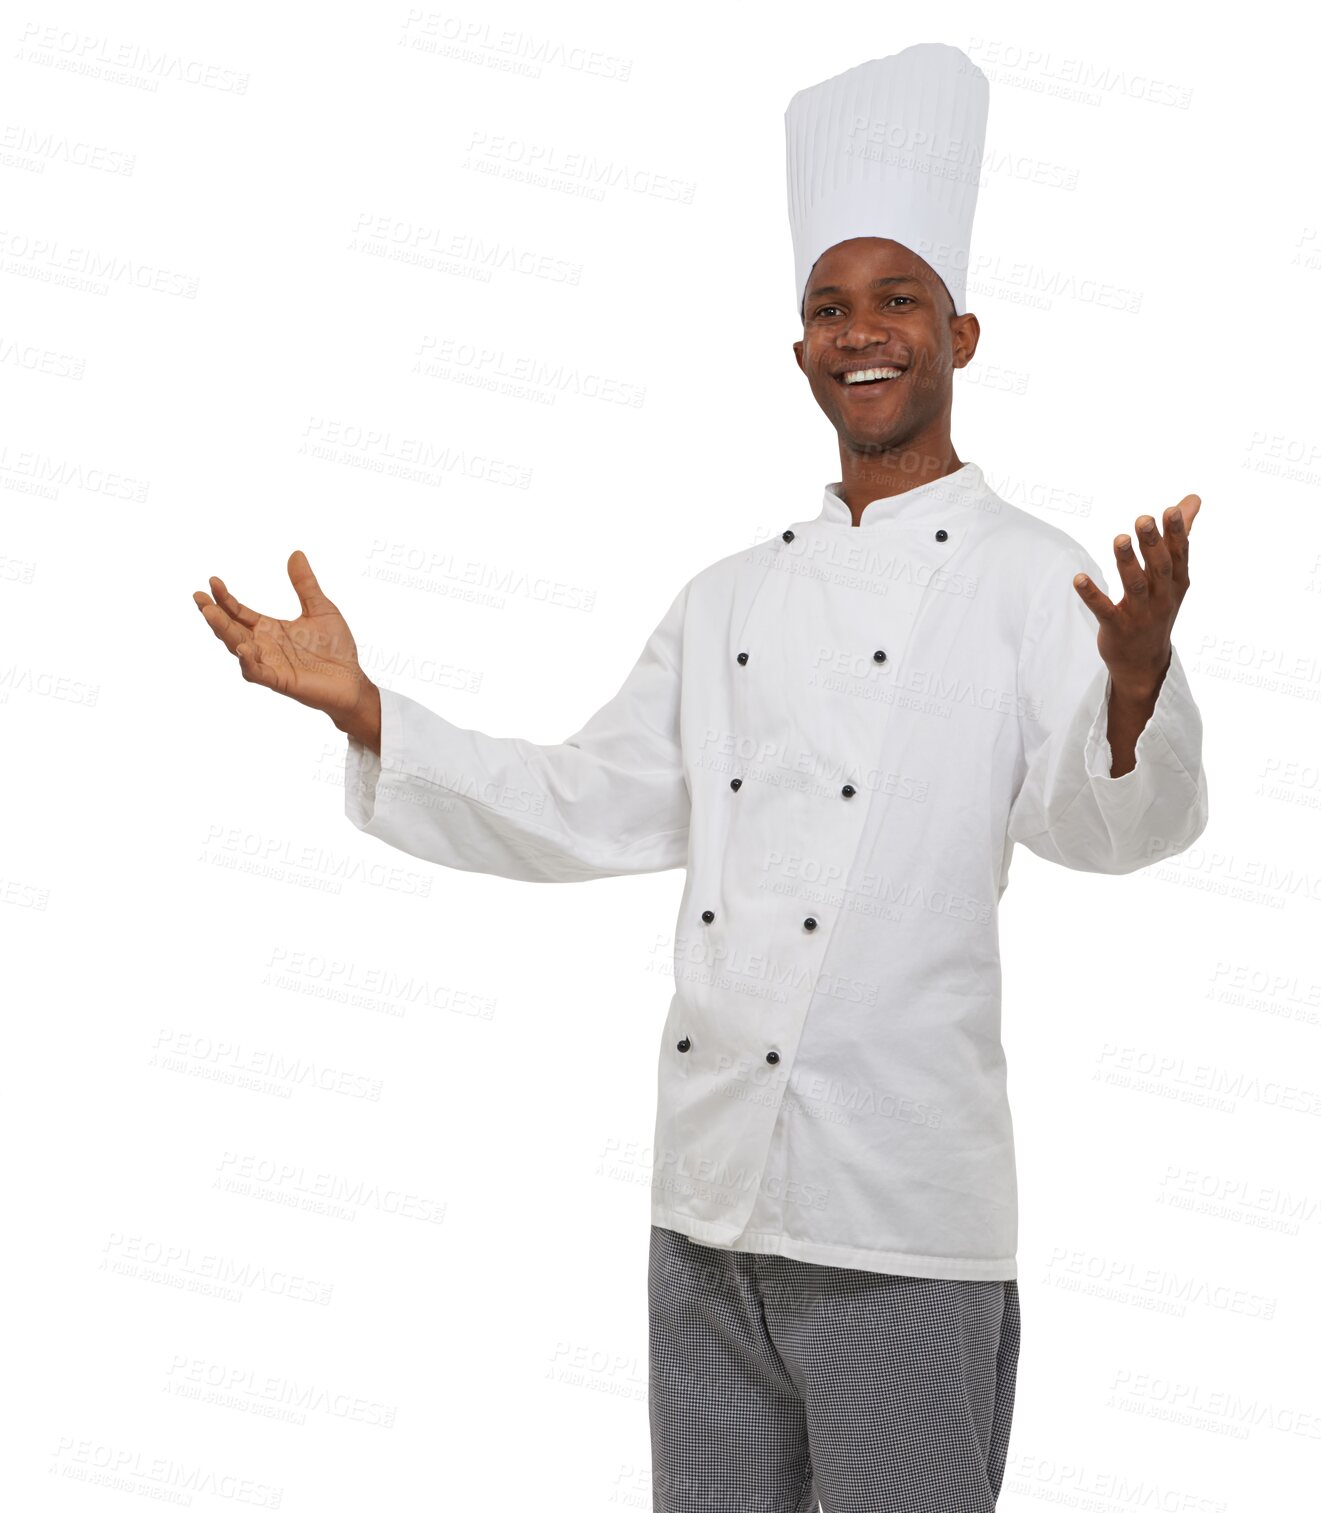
[287,549,333,616]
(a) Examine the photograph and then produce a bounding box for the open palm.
[193,550,369,721]
[1074,493,1201,698]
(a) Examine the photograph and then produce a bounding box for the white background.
[3,2,1318,1509]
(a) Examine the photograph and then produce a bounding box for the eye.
[887,295,916,307]
[812,304,843,319]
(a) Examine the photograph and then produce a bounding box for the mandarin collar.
[814,462,990,528]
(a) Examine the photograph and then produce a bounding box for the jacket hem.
[650,1205,1017,1281]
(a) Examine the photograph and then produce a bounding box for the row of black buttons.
[674,522,953,1067]
[780,527,950,543]
[676,1037,779,1066]
[700,909,818,931]
[736,648,888,664]
[729,776,857,797]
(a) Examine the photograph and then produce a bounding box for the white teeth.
[842,367,904,384]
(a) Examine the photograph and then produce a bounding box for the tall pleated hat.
[785,42,990,320]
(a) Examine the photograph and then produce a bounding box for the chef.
[194,39,1208,1513]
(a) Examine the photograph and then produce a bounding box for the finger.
[1163,501,1191,586]
[209,575,261,629]
[195,594,249,656]
[1112,533,1149,601]
[236,640,279,692]
[1134,514,1173,596]
[288,550,333,617]
[1073,571,1119,625]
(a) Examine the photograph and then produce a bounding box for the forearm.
[1105,658,1168,777]
[342,681,690,882]
[332,680,382,755]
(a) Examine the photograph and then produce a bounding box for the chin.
[841,424,904,451]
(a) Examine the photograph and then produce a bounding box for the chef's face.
[793,238,980,453]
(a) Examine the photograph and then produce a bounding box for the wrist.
[332,679,381,746]
[1109,677,1160,709]
[1109,649,1171,709]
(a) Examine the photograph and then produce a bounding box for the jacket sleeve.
[342,581,691,883]
[1006,546,1208,874]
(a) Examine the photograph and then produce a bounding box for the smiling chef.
[195,39,1209,1513]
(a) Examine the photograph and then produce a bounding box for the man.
[194,42,1208,1513]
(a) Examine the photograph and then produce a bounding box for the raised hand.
[193,550,374,725]
[1073,494,1200,701]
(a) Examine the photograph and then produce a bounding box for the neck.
[837,440,964,524]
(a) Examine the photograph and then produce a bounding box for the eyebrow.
[805,275,924,301]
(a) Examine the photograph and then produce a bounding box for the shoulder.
[973,484,1113,614]
[980,491,1102,568]
[638,539,767,645]
[674,535,780,600]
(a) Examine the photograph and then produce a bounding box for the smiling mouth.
[834,366,907,389]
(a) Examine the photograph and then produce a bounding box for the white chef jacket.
[343,461,1209,1280]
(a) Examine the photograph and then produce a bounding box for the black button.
[782,529,795,542]
[803,916,818,931]
[766,1050,780,1065]
[736,651,749,665]
[935,528,948,541]
[873,649,887,663]
[841,784,856,798]
[677,1037,691,1053]
[701,910,715,924]
[730,778,742,791]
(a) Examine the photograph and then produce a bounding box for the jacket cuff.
[344,683,410,832]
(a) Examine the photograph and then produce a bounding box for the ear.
[949,312,981,369]
[792,338,805,373]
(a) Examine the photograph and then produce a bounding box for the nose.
[838,318,894,348]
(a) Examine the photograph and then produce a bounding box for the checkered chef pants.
[648,1225,1020,1513]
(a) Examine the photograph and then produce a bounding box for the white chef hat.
[785,42,990,321]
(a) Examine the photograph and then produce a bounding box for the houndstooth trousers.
[648,1225,1020,1513]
